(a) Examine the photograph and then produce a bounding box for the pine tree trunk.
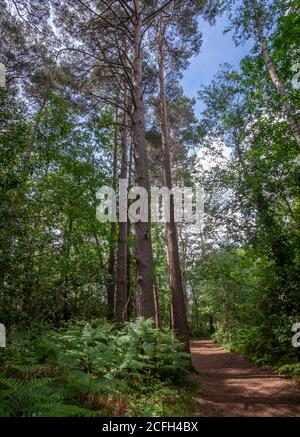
[157,19,190,352]
[116,85,128,321]
[127,143,133,320]
[252,0,300,149]
[107,115,118,320]
[132,0,156,319]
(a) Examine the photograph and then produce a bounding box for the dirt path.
[191,339,300,417]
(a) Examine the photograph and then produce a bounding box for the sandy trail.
[191,339,300,417]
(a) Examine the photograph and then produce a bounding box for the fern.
[277,363,300,377]
[0,318,190,416]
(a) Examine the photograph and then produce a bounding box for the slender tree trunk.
[153,272,162,329]
[178,225,188,298]
[127,142,133,320]
[62,215,73,321]
[252,0,300,149]
[107,113,118,320]
[116,85,128,321]
[157,19,190,352]
[132,0,156,319]
[209,315,215,335]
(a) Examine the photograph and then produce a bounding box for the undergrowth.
[0,318,193,417]
[211,318,300,379]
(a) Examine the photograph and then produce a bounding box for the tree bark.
[116,85,128,321]
[157,18,190,352]
[132,0,156,319]
[127,142,133,320]
[107,112,118,320]
[252,0,300,149]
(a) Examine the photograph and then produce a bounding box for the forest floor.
[190,339,300,417]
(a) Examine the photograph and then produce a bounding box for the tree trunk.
[132,0,156,319]
[62,215,73,321]
[127,142,133,320]
[107,113,118,320]
[209,315,215,335]
[116,85,128,321]
[153,273,162,329]
[157,19,190,352]
[252,0,300,149]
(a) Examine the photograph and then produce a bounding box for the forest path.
[191,339,300,417]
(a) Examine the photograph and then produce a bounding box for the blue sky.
[181,15,253,116]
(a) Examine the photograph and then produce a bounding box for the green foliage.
[54,318,189,384]
[0,90,114,326]
[212,316,297,366]
[277,363,300,378]
[0,319,190,417]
